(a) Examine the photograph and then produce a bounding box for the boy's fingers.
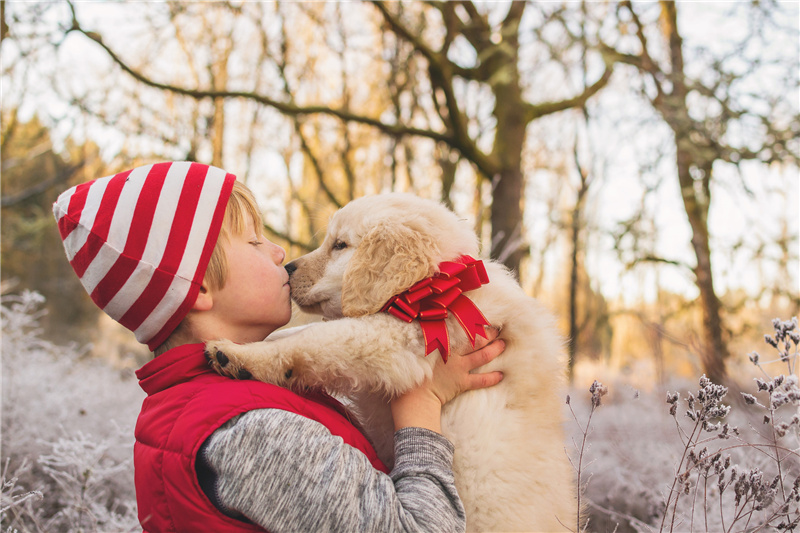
[464,339,504,369]
[470,327,500,351]
[467,370,504,390]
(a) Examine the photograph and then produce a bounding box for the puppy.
[206,193,575,531]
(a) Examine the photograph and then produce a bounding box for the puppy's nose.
[285,261,298,276]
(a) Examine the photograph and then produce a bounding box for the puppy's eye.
[332,240,348,251]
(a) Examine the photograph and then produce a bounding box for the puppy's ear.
[341,222,440,317]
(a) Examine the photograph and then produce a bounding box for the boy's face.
[206,217,291,342]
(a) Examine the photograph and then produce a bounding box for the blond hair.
[153,180,263,355]
[204,180,263,290]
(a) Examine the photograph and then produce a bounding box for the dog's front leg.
[205,314,430,397]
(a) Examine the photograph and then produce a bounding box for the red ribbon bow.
[380,255,491,363]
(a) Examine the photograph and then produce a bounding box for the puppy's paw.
[204,339,299,387]
[204,340,253,380]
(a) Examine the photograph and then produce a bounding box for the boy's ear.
[192,284,214,312]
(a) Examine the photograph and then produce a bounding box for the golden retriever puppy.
[206,193,575,531]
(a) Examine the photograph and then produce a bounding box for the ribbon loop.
[406,285,434,303]
[380,255,491,362]
[430,276,460,294]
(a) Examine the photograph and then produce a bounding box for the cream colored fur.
[206,193,575,532]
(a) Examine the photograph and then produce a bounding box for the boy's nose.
[272,243,286,264]
[285,261,297,276]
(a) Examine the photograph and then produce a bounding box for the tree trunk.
[567,152,591,381]
[489,18,527,276]
[568,208,580,382]
[490,166,525,274]
[211,95,225,168]
[1,0,8,45]
[662,0,729,385]
[438,143,457,210]
[676,150,729,384]
[210,34,230,168]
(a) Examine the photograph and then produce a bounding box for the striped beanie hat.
[53,161,237,350]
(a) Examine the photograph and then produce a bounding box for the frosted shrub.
[37,433,135,531]
[1,291,142,532]
[1,291,50,356]
[1,459,43,529]
[572,317,800,533]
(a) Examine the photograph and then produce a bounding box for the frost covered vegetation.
[570,318,800,532]
[1,291,142,532]
[2,293,798,532]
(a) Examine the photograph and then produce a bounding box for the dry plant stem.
[756,500,793,532]
[689,473,700,532]
[577,410,592,533]
[567,383,609,533]
[661,418,703,532]
[769,406,788,504]
[702,472,709,532]
[723,441,799,463]
[669,484,681,532]
[726,495,746,533]
[751,324,800,529]
[567,400,595,533]
[568,381,608,533]
[585,501,651,532]
[743,498,757,533]
[742,492,759,533]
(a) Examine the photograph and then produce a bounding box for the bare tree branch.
[1,161,83,208]
[525,66,614,122]
[274,13,344,209]
[371,0,498,177]
[627,255,694,275]
[371,1,439,69]
[66,21,456,148]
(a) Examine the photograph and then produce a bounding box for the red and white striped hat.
[53,161,237,350]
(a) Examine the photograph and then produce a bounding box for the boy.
[53,162,504,532]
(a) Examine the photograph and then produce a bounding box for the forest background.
[1,1,798,532]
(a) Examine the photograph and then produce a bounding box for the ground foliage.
[570,318,800,532]
[2,292,798,532]
[1,291,141,532]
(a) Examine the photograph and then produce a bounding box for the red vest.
[134,344,388,533]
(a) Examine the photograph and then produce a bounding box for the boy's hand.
[427,328,505,406]
[391,328,505,433]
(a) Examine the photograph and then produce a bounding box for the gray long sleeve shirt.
[199,409,466,533]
